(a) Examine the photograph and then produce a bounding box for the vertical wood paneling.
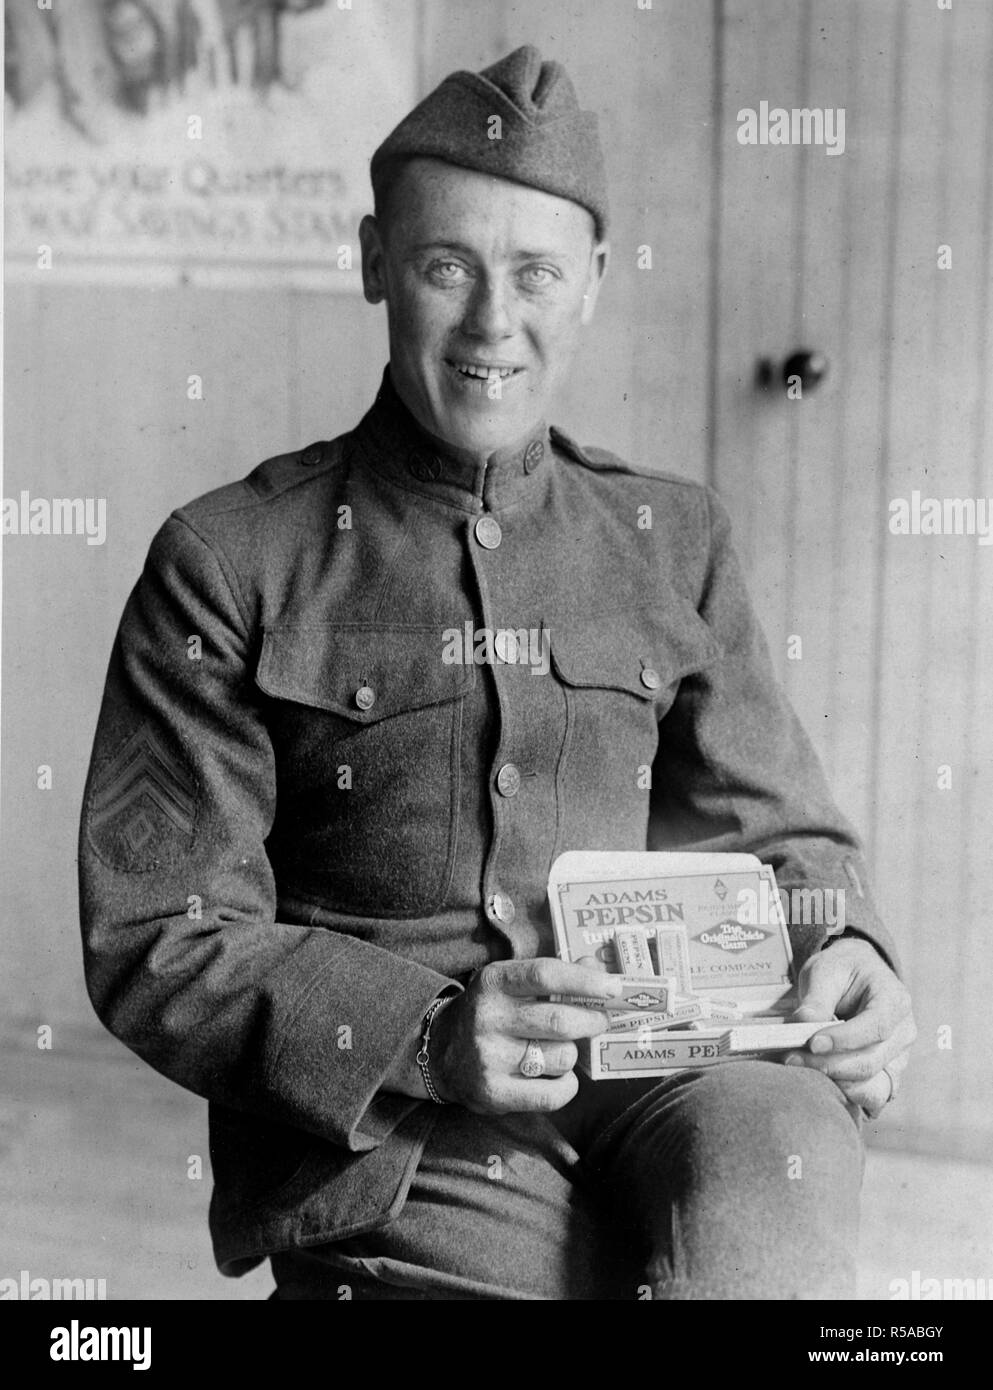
[869,0,941,1000]
[820,0,902,849]
[286,288,391,446]
[712,0,804,652]
[780,0,860,790]
[866,0,993,1155]
[908,0,993,1150]
[958,12,993,1154]
[712,0,993,1156]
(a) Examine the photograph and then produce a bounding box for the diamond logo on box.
[625,991,663,1010]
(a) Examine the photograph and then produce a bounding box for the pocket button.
[496,763,521,797]
[354,684,376,711]
[487,892,515,925]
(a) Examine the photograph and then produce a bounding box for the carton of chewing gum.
[613,927,655,976]
[654,924,692,993]
[718,1021,839,1054]
[548,850,808,1079]
[607,995,705,1032]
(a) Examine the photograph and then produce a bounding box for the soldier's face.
[360,159,608,455]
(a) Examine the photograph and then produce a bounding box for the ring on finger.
[520,1039,546,1079]
[861,1066,897,1121]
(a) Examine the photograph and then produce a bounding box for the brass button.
[300,444,324,467]
[474,515,502,549]
[487,892,516,925]
[409,448,441,482]
[493,630,518,663]
[524,439,545,473]
[355,685,376,711]
[496,763,521,797]
[640,668,662,691]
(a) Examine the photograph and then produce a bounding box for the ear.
[359,214,388,305]
[580,240,610,326]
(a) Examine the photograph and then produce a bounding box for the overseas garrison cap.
[370,45,609,238]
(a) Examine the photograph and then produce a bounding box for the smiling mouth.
[446,359,525,382]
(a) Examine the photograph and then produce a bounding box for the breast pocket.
[255,623,474,918]
[548,603,722,832]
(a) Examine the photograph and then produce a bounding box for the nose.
[462,273,513,341]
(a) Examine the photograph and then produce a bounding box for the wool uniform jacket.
[78,367,895,1275]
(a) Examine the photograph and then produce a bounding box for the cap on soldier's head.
[370,45,609,239]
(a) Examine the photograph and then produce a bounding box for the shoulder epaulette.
[174,439,346,527]
[243,439,338,499]
[550,426,707,490]
[550,426,651,479]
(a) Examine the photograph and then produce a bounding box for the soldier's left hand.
[787,937,916,1119]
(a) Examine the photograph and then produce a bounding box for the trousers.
[269,1060,865,1300]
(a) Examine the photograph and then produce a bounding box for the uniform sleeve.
[78,513,458,1152]
[649,488,898,974]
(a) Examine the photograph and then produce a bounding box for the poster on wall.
[3,0,419,288]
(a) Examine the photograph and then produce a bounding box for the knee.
[698,1057,856,1124]
[631,1065,863,1299]
[620,1060,863,1194]
[680,1060,863,1185]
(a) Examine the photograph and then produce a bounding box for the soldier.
[79,46,915,1300]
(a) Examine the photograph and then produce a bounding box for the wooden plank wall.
[714,0,993,1158]
[872,0,993,1157]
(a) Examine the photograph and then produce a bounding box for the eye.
[520,265,559,288]
[427,260,469,286]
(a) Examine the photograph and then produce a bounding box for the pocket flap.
[549,603,722,697]
[256,623,474,723]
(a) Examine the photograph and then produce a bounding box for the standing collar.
[352,365,552,511]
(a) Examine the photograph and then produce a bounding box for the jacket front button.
[474,515,502,549]
[354,685,376,711]
[487,892,515,925]
[496,763,521,797]
[640,667,662,690]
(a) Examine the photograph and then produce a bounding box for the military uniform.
[79,46,896,1299]
[79,366,892,1291]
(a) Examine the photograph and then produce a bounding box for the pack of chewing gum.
[548,850,838,1079]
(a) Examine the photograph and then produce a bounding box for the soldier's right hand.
[430,958,625,1113]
